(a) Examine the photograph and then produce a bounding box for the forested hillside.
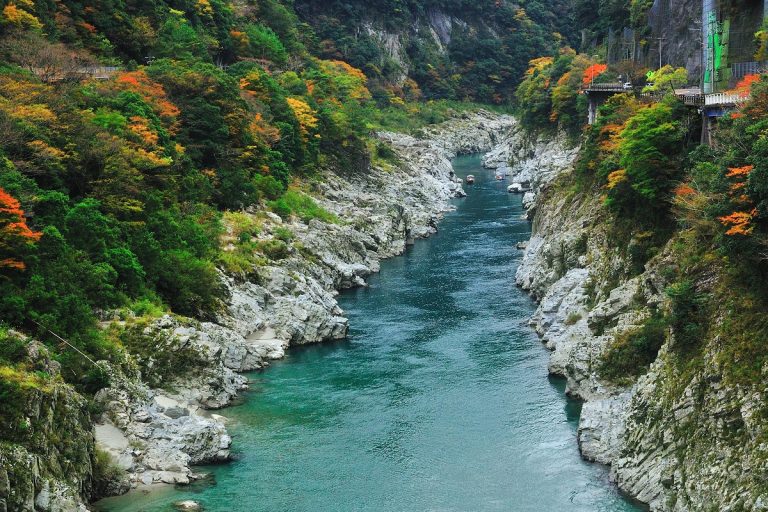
[0,0,375,389]
[293,0,576,104]
[510,1,768,504]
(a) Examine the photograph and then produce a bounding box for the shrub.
[272,227,295,242]
[599,312,669,384]
[257,239,290,260]
[269,189,337,223]
[155,250,224,318]
[0,328,26,365]
[666,280,707,348]
[565,312,582,325]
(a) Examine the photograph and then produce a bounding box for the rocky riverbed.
[75,112,519,506]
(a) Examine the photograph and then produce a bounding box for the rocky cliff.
[0,341,95,512]
[508,129,768,510]
[2,111,517,511]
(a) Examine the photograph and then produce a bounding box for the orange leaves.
[0,187,41,271]
[230,30,249,52]
[598,123,624,152]
[718,210,757,236]
[719,165,757,236]
[556,71,572,87]
[582,64,608,88]
[732,74,760,98]
[128,116,159,146]
[674,184,696,196]
[725,166,753,202]
[726,165,754,178]
[114,70,180,123]
[249,113,281,146]
[0,190,39,241]
[78,21,97,33]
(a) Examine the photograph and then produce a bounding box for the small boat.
[495,171,506,181]
[507,181,531,193]
[465,175,475,184]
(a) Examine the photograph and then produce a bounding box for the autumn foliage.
[730,74,761,98]
[0,188,40,271]
[582,64,608,87]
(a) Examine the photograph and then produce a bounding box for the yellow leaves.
[606,169,628,190]
[249,113,281,146]
[132,148,172,169]
[514,8,530,23]
[389,95,405,106]
[27,139,65,160]
[320,60,367,83]
[316,59,372,102]
[2,3,43,29]
[195,0,214,16]
[286,97,318,141]
[8,103,57,123]
[525,57,553,76]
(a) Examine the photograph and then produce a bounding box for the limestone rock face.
[0,342,94,512]
[515,128,768,510]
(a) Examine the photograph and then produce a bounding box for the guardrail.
[584,83,628,92]
[704,92,744,106]
[678,94,704,106]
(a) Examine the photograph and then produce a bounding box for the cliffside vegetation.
[516,34,768,390]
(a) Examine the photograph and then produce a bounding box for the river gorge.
[94,155,642,512]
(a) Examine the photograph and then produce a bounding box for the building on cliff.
[701,0,766,91]
[609,0,766,90]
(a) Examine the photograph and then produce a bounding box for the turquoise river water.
[95,155,644,512]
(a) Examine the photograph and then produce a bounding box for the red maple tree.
[582,64,608,88]
[0,187,41,271]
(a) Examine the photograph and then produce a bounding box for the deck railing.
[704,92,744,106]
